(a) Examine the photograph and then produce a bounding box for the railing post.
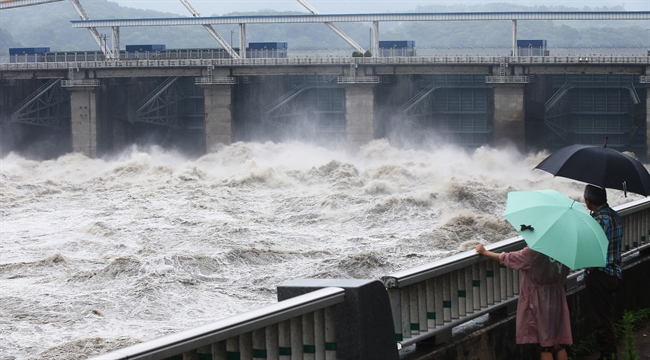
[324,306,336,360]
[464,267,473,314]
[212,341,227,360]
[290,317,303,360]
[500,264,508,300]
[314,309,325,360]
[241,332,253,359]
[182,350,197,360]
[472,264,481,311]
[425,279,436,329]
[266,324,279,359]
[457,270,466,317]
[493,262,502,303]
[279,320,291,360]
[506,267,514,298]
[302,314,315,360]
[417,282,427,332]
[442,273,451,322]
[401,287,410,338]
[387,288,402,341]
[479,262,488,308]
[227,337,240,360]
[409,284,419,334]
[253,328,266,360]
[450,271,459,319]
[486,261,495,305]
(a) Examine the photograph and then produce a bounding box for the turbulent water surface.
[0,139,642,359]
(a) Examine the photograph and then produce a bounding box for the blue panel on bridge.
[248,42,288,50]
[125,44,166,52]
[379,40,415,48]
[9,47,50,55]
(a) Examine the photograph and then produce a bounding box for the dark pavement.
[580,319,650,360]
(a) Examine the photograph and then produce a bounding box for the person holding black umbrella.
[583,184,623,360]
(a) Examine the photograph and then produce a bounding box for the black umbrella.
[534,143,650,197]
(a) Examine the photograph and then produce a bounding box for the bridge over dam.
[3,53,650,159]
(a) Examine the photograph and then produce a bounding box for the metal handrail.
[485,75,532,83]
[89,287,345,360]
[381,197,650,348]
[337,76,380,84]
[3,55,650,72]
[60,79,100,87]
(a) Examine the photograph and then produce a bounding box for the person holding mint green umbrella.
[474,188,611,360]
[476,244,572,360]
[583,184,623,360]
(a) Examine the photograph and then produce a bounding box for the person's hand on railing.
[476,244,501,262]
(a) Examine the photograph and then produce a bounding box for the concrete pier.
[492,84,526,152]
[69,87,99,158]
[344,84,375,151]
[203,85,233,152]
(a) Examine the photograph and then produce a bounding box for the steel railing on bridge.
[3,55,650,72]
[88,287,344,360]
[381,197,650,349]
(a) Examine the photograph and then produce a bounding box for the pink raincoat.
[499,246,573,347]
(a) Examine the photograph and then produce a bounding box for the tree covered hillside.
[0,1,648,54]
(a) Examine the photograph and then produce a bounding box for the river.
[0,139,640,359]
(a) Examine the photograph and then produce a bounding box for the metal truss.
[68,0,113,59]
[179,0,241,59]
[71,11,650,28]
[9,78,70,128]
[263,83,312,132]
[296,0,365,53]
[0,0,63,9]
[401,83,481,130]
[135,77,185,127]
[263,77,344,135]
[402,82,441,116]
[65,9,650,58]
[543,83,574,143]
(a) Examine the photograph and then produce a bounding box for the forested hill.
[0,1,648,54]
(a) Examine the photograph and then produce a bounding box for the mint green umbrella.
[503,189,609,270]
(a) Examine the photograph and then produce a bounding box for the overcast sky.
[110,0,650,16]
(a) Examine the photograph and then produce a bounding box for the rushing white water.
[0,139,641,359]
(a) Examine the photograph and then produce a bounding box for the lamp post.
[231,29,235,48]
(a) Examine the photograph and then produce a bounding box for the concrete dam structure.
[2,55,649,160]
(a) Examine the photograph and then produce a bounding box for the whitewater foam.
[0,139,643,359]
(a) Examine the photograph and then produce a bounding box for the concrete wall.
[493,84,526,152]
[69,88,98,158]
[345,84,375,151]
[203,85,232,152]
